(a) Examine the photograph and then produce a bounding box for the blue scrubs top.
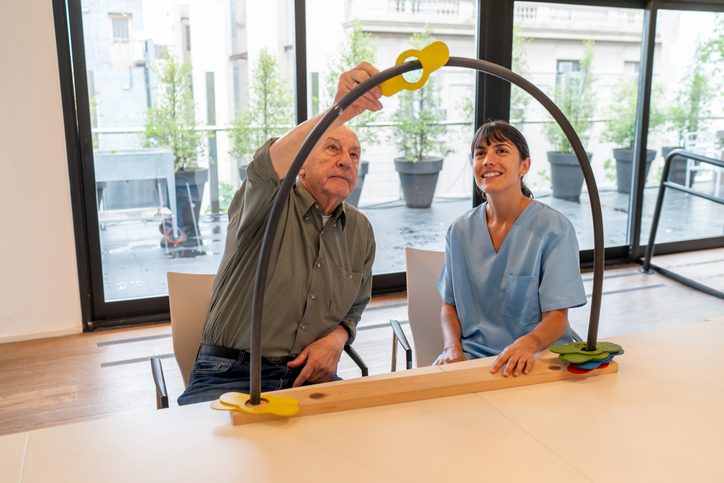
[437,200,587,359]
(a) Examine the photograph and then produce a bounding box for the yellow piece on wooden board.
[210,392,300,417]
[380,41,450,97]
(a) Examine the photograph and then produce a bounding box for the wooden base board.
[228,355,618,425]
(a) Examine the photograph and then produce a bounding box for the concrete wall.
[0,0,83,342]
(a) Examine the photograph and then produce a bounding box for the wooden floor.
[1,249,722,436]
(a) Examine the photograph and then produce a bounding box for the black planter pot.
[612,148,656,193]
[661,146,696,187]
[174,168,208,239]
[346,160,369,207]
[394,157,444,208]
[546,151,591,202]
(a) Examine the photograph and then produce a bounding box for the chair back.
[405,247,446,367]
[166,272,215,387]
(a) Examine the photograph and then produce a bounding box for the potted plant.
[661,40,716,186]
[391,30,451,209]
[602,79,664,193]
[144,52,206,242]
[324,21,378,207]
[229,49,294,182]
[543,41,595,202]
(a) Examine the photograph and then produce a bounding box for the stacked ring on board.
[549,341,624,374]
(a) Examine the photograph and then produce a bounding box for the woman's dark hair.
[471,120,533,200]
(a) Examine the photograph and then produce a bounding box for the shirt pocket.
[329,266,364,320]
[503,274,540,325]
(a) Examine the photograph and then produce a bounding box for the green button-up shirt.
[202,139,376,357]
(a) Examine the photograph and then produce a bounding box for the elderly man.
[178,63,383,405]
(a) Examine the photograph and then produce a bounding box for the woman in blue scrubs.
[435,120,587,377]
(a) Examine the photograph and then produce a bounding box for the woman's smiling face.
[473,137,530,195]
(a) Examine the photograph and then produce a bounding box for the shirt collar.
[296,183,347,228]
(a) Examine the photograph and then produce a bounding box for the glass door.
[75,0,297,310]
[306,0,478,275]
[512,2,646,250]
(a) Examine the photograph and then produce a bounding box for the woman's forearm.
[523,308,569,351]
[440,303,463,350]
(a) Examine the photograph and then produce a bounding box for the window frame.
[54,0,724,329]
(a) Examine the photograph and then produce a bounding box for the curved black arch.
[248,57,604,404]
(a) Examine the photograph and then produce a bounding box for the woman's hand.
[434,343,466,365]
[490,334,540,377]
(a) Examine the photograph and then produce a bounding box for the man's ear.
[298,166,306,178]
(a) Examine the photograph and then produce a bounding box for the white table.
[3,321,724,482]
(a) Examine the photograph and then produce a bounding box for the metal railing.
[641,149,724,299]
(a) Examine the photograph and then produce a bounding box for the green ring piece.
[549,341,623,357]
[549,342,589,354]
[595,342,622,353]
[558,352,608,364]
[559,351,611,364]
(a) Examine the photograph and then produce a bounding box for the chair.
[390,247,446,370]
[151,272,369,409]
[389,247,582,370]
[684,131,723,196]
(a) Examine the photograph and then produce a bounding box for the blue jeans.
[177,350,341,406]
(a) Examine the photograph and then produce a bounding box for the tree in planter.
[144,52,206,244]
[390,30,452,208]
[661,36,720,186]
[323,21,378,206]
[543,40,596,202]
[602,79,665,193]
[229,49,294,182]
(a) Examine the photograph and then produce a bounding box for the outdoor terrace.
[100,185,724,301]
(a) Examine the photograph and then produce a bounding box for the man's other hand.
[288,325,348,387]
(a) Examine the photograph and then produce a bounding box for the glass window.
[642,10,724,245]
[306,0,478,275]
[512,2,646,250]
[110,13,130,42]
[82,0,296,301]
[556,60,579,77]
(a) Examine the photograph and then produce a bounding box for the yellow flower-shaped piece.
[210,392,299,417]
[380,41,450,97]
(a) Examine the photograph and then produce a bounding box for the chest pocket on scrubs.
[503,274,540,325]
[330,266,363,320]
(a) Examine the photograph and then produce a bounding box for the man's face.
[300,127,361,202]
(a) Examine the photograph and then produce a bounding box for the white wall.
[0,0,83,342]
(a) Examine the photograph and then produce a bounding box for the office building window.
[110,13,130,42]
